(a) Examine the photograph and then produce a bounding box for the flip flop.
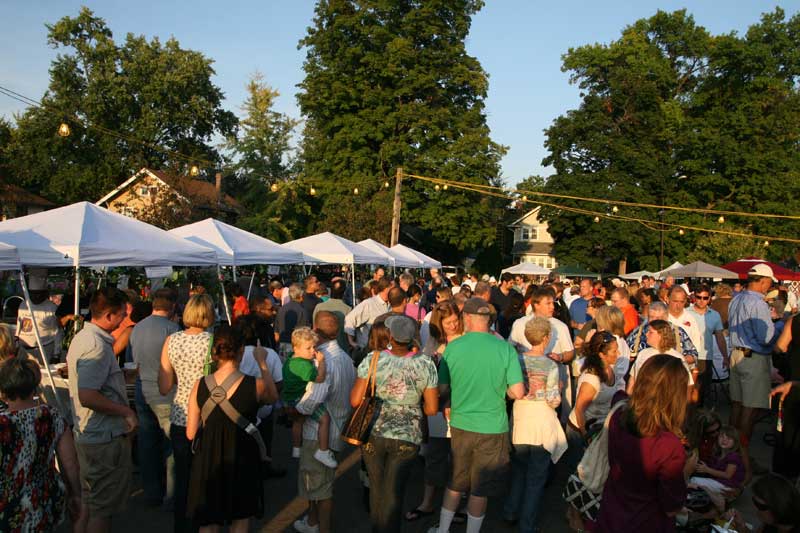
[405,508,435,521]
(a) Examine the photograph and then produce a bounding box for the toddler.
[281,327,337,468]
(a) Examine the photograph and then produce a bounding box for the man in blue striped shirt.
[728,263,778,482]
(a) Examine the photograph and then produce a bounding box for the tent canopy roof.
[169,218,303,266]
[662,261,739,279]
[719,258,800,281]
[357,239,420,268]
[0,242,21,271]
[501,263,551,275]
[390,244,442,269]
[0,202,217,267]
[282,232,386,264]
[551,264,600,278]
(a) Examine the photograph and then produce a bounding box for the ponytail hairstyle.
[582,331,616,377]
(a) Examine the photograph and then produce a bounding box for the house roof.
[0,179,55,208]
[511,241,553,256]
[509,206,542,227]
[96,168,240,213]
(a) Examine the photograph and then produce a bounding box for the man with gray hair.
[275,282,309,360]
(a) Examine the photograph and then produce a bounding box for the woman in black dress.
[185,325,278,532]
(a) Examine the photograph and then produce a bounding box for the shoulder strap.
[603,400,628,431]
[200,370,270,463]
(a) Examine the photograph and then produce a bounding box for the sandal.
[405,508,435,521]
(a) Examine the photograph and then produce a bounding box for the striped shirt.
[300,340,356,452]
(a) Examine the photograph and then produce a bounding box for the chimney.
[215,172,222,205]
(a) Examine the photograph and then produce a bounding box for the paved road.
[59,381,772,532]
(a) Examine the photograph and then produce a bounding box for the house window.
[139,186,150,196]
[520,227,538,241]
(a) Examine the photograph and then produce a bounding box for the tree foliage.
[540,9,800,271]
[297,0,507,253]
[2,8,237,203]
[224,74,311,241]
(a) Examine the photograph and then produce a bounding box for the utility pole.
[390,167,403,246]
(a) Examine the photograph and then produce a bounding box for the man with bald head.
[387,286,408,315]
[294,311,356,533]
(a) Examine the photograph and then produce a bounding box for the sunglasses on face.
[752,497,770,512]
[696,295,710,301]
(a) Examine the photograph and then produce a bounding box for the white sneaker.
[313,448,339,468]
[293,515,320,533]
[292,446,301,459]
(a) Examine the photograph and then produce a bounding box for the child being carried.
[282,327,337,468]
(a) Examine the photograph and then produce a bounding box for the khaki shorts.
[449,427,510,497]
[76,436,133,518]
[297,439,335,501]
[729,349,771,409]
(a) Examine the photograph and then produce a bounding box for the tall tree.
[225,73,310,241]
[297,0,507,253]
[539,9,800,270]
[3,8,237,203]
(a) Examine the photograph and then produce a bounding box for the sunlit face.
[441,314,461,337]
[579,279,593,298]
[669,290,687,316]
[645,327,662,349]
[293,340,316,359]
[534,296,554,318]
[610,292,626,309]
[694,291,711,310]
[601,340,620,363]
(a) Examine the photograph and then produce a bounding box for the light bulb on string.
[764,240,770,247]
[270,183,278,193]
[593,216,600,223]
[443,184,448,190]
[678,229,685,236]
[310,186,316,196]
[384,181,390,188]
[718,216,725,224]
[521,195,527,202]
[434,184,440,191]
[353,187,359,195]
[57,123,71,137]
[189,165,199,177]
[611,205,619,214]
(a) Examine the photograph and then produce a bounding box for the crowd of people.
[1,264,800,532]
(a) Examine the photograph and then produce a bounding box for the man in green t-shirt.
[432,298,524,533]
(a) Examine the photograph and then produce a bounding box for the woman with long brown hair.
[596,355,698,532]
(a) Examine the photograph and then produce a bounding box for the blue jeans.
[503,444,551,533]
[134,379,174,503]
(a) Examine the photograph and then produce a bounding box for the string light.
[353,187,359,195]
[57,123,71,137]
[678,229,685,235]
[270,183,278,193]
[189,165,199,177]
[434,184,440,191]
[310,186,316,196]
[764,240,770,247]
[593,216,600,223]
[443,184,448,190]
[612,205,619,213]
[521,195,527,202]
[384,181,390,188]
[718,216,725,224]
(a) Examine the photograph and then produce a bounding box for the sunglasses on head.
[601,332,615,343]
[752,496,770,511]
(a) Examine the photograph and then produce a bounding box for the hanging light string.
[403,172,800,222]
[404,172,800,245]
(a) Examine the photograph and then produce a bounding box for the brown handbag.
[341,350,383,446]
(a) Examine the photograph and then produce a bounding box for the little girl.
[689,425,745,509]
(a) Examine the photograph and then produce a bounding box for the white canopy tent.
[501,263,551,276]
[390,243,442,269]
[358,239,421,269]
[619,270,654,281]
[654,261,683,279]
[0,201,229,323]
[282,232,388,302]
[0,242,21,271]
[661,261,740,280]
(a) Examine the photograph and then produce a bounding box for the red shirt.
[232,295,250,320]
[596,409,687,533]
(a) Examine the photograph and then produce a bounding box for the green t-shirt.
[281,356,318,402]
[439,331,523,434]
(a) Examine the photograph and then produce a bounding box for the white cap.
[748,263,778,282]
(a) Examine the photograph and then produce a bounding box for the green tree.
[3,8,237,203]
[297,0,507,253]
[539,9,800,271]
[224,73,311,240]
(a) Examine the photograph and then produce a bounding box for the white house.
[508,207,558,269]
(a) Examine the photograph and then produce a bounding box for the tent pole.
[20,271,65,415]
[232,266,237,283]
[351,264,356,305]
[246,268,256,300]
[217,265,232,325]
[73,267,80,332]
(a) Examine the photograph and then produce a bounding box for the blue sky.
[2,1,798,184]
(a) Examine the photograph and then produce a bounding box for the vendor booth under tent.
[720,257,800,282]
[390,243,442,269]
[661,261,739,280]
[282,232,389,302]
[358,239,421,269]
[501,263,551,276]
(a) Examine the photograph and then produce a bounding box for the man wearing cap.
[728,264,779,481]
[432,298,524,533]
